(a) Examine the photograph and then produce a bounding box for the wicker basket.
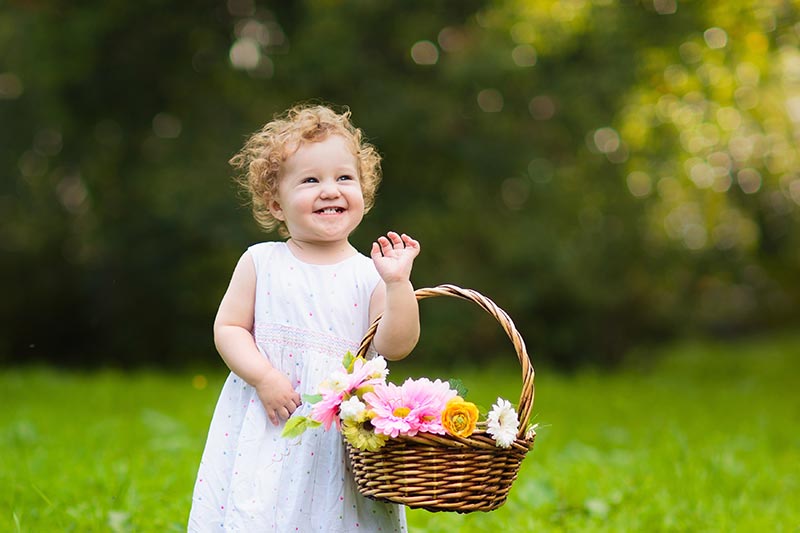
[346,284,536,513]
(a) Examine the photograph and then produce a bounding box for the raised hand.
[370,232,421,285]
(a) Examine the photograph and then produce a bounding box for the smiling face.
[270,134,365,249]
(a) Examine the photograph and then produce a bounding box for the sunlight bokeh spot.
[437,27,467,52]
[679,41,703,64]
[593,127,620,154]
[607,144,629,164]
[657,176,681,201]
[735,62,761,86]
[18,151,47,178]
[250,56,274,79]
[477,89,503,112]
[237,19,270,46]
[512,44,537,67]
[655,94,680,123]
[528,158,554,183]
[153,113,182,139]
[703,27,728,49]
[728,135,754,162]
[737,168,762,194]
[716,107,742,131]
[193,375,208,390]
[626,171,652,198]
[733,87,760,110]
[687,159,714,189]
[529,95,555,120]
[229,38,261,70]
[680,130,705,154]
[712,173,732,193]
[56,173,89,214]
[708,151,732,168]
[410,41,438,65]
[653,0,677,15]
[683,223,707,250]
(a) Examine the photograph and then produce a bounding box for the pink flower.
[364,378,456,438]
[347,356,388,392]
[311,356,388,431]
[311,390,345,430]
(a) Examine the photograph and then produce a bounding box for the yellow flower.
[441,398,479,438]
[342,413,389,452]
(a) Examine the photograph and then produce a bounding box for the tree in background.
[1,0,798,368]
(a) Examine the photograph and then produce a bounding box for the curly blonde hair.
[230,104,382,235]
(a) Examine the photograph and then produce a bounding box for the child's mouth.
[315,208,345,214]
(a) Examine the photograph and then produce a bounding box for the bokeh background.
[2,0,799,370]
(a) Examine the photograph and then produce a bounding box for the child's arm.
[214,251,301,425]
[369,232,421,360]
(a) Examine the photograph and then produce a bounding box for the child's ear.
[269,198,285,221]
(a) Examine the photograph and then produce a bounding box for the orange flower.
[441,398,479,438]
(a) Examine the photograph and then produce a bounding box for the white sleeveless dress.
[188,242,406,532]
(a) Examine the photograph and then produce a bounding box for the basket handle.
[357,284,535,439]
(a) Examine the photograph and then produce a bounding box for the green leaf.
[342,351,356,371]
[302,393,322,404]
[448,378,469,398]
[280,416,320,439]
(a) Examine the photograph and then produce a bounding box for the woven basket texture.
[348,285,536,513]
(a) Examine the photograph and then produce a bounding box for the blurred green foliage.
[1,0,799,368]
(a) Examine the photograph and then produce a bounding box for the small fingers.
[376,236,393,256]
[287,396,300,416]
[269,406,291,426]
[372,239,389,257]
[373,232,420,258]
[387,231,404,248]
[267,395,301,426]
[400,234,419,250]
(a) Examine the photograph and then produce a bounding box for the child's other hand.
[371,232,421,285]
[254,368,301,426]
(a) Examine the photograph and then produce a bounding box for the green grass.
[2,334,799,532]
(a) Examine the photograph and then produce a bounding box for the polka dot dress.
[188,242,406,532]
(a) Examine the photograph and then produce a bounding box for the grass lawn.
[2,333,798,531]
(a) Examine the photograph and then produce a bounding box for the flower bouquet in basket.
[283,284,538,513]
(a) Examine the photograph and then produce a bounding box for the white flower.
[525,423,539,440]
[339,396,368,423]
[320,370,350,394]
[362,355,389,380]
[486,397,519,448]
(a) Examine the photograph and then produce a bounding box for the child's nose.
[320,180,341,198]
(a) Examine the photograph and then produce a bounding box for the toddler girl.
[188,104,420,532]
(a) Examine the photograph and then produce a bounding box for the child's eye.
[302,177,318,184]
[337,175,354,181]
